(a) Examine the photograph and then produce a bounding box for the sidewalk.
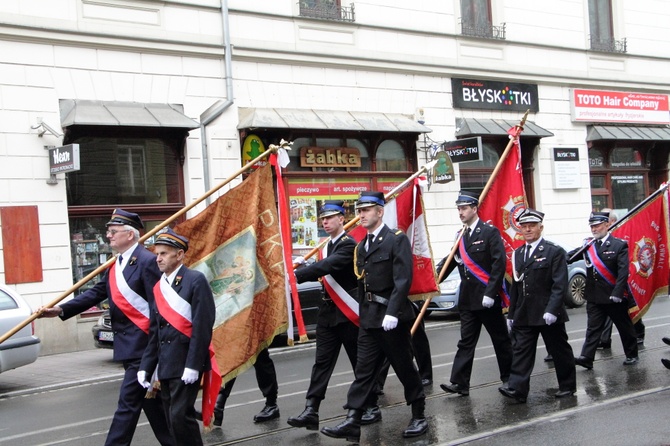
[0,348,124,399]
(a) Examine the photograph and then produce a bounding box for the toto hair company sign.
[452,78,540,112]
[571,88,670,124]
[49,144,80,174]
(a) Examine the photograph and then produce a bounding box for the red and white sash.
[153,278,192,337]
[109,263,150,334]
[321,243,360,326]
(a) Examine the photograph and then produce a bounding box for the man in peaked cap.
[321,191,428,441]
[139,228,215,446]
[568,211,638,370]
[437,190,512,398]
[500,208,576,403]
[288,200,376,430]
[37,209,175,446]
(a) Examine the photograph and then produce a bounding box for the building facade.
[0,0,669,353]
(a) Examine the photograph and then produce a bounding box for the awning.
[455,118,554,138]
[237,107,432,133]
[59,99,200,130]
[586,125,670,141]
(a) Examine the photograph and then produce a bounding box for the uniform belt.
[365,292,389,306]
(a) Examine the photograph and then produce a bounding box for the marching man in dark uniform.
[37,209,175,446]
[568,212,639,369]
[321,191,428,442]
[500,209,576,403]
[138,228,215,446]
[288,200,373,430]
[438,191,512,396]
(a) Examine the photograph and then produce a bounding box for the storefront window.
[458,143,500,192]
[376,140,405,171]
[610,147,643,168]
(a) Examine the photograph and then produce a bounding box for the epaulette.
[341,235,349,241]
[393,229,404,236]
[545,240,560,247]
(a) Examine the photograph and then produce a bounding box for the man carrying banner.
[438,191,512,397]
[568,212,639,369]
[36,209,175,446]
[321,191,428,442]
[138,228,215,446]
[500,209,576,403]
[288,200,369,430]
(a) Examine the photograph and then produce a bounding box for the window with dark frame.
[588,0,626,52]
[459,0,505,39]
[299,0,356,22]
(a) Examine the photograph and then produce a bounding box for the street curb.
[0,372,124,399]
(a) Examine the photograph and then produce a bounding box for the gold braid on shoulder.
[353,240,365,279]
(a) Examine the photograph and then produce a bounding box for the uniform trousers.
[508,323,576,397]
[581,301,638,360]
[346,321,424,410]
[105,359,175,446]
[450,307,512,387]
[215,347,278,411]
[306,319,359,401]
[160,377,202,446]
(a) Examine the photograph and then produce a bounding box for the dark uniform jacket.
[60,244,160,362]
[295,234,357,327]
[140,265,215,380]
[508,238,569,326]
[440,220,507,311]
[568,236,629,305]
[355,224,414,329]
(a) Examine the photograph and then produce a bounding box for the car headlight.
[96,314,105,325]
[440,279,460,294]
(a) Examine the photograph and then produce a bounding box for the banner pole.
[412,111,529,335]
[0,143,286,345]
[297,160,438,265]
[568,182,670,262]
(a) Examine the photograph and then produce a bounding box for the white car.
[0,285,41,373]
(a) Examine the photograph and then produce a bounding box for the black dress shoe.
[575,356,594,369]
[402,417,428,438]
[321,410,361,443]
[440,382,469,396]
[661,358,670,369]
[597,340,611,350]
[555,389,576,398]
[360,406,382,425]
[544,354,553,362]
[287,407,319,430]
[663,337,670,346]
[498,386,526,403]
[421,378,433,386]
[623,357,639,365]
[253,404,280,422]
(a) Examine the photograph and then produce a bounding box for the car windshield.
[0,290,18,311]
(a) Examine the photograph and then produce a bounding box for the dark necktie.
[118,255,123,266]
[597,239,603,248]
[327,240,333,256]
[367,234,374,251]
[465,227,471,244]
[525,244,532,262]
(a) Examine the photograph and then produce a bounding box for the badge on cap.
[155,227,189,252]
[588,212,609,226]
[355,191,385,209]
[455,190,479,206]
[516,208,544,224]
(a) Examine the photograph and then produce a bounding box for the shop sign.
[571,89,670,124]
[441,137,483,164]
[452,78,539,112]
[241,134,268,169]
[432,152,455,184]
[300,147,361,168]
[551,148,580,189]
[49,144,80,174]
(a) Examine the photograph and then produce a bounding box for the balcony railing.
[299,2,355,22]
[589,35,627,53]
[460,21,506,40]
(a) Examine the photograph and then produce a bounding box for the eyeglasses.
[106,229,131,236]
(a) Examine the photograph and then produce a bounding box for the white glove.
[293,256,306,265]
[137,370,151,389]
[543,312,557,325]
[610,296,623,303]
[482,296,494,308]
[181,367,199,385]
[506,319,513,332]
[381,315,398,331]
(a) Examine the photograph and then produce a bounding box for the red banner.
[611,187,670,322]
[477,137,527,306]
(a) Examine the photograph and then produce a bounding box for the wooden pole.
[411,111,530,335]
[0,143,287,345]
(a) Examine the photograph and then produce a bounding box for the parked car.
[92,268,323,349]
[421,243,588,316]
[0,284,41,373]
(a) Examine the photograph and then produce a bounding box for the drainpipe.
[199,0,234,206]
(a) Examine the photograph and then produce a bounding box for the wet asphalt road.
[2,297,670,445]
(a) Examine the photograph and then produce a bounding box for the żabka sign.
[571,89,670,124]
